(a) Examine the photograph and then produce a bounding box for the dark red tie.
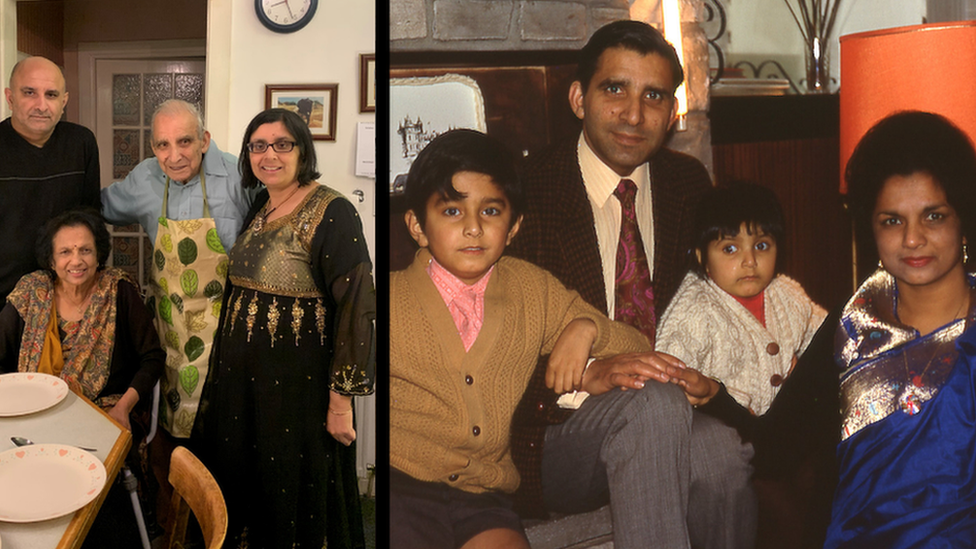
[613,179,656,343]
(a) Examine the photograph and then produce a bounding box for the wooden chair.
[161,446,228,549]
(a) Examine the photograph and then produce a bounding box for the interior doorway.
[88,54,206,289]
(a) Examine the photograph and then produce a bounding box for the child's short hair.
[404,129,523,229]
[692,181,785,277]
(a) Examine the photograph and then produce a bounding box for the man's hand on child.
[547,318,597,394]
[581,351,683,395]
[661,365,720,406]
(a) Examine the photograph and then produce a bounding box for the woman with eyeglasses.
[193,108,375,549]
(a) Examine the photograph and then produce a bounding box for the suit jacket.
[507,138,712,516]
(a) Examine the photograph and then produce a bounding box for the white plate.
[0,444,107,523]
[0,373,69,416]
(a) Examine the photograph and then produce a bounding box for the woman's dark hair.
[692,181,785,277]
[576,20,684,94]
[36,208,111,274]
[404,129,523,229]
[846,111,976,262]
[239,108,321,188]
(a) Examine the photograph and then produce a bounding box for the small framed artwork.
[265,84,338,141]
[360,54,376,113]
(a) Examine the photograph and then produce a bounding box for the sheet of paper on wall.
[356,122,375,178]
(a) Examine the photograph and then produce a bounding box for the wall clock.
[255,0,318,34]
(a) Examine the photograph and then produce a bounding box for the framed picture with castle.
[389,75,486,194]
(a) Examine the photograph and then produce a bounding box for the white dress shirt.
[577,132,655,317]
[557,133,656,408]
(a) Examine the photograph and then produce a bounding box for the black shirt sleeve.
[83,129,102,211]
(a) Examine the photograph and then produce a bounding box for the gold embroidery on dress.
[230,291,244,333]
[331,365,372,396]
[229,276,323,299]
[246,293,259,343]
[837,269,974,440]
[268,297,280,348]
[224,188,340,298]
[291,299,304,346]
[315,298,327,345]
[295,187,340,250]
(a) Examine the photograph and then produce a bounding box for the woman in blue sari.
[658,111,976,547]
[823,111,976,547]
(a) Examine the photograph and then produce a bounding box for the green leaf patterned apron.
[152,173,229,437]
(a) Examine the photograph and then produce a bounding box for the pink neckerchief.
[427,257,495,352]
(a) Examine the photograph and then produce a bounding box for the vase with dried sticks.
[784,0,841,93]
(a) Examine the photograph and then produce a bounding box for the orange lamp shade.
[839,21,976,193]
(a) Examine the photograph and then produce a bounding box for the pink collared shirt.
[426,257,495,352]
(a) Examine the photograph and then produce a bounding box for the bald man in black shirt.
[0,56,100,304]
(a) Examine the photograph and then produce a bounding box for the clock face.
[256,0,318,33]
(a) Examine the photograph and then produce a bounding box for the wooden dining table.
[0,388,132,549]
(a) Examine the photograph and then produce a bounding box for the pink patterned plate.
[0,373,69,416]
[0,444,107,522]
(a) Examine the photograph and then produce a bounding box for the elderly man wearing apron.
[102,98,258,529]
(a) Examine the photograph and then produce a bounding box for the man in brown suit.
[508,20,756,548]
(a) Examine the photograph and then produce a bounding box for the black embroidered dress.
[195,185,375,548]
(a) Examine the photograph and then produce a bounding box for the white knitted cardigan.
[656,272,827,415]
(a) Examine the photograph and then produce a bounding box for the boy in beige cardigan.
[390,129,656,549]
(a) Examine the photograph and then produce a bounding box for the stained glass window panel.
[112,74,141,126]
[142,237,155,289]
[113,130,140,180]
[144,73,173,126]
[144,129,154,160]
[175,73,205,117]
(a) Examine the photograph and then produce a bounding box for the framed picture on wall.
[360,54,376,113]
[390,75,486,193]
[265,84,338,141]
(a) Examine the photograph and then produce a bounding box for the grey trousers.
[541,381,757,549]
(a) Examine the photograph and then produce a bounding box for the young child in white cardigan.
[655,182,826,415]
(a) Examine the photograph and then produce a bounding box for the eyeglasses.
[246,140,296,154]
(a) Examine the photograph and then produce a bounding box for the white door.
[94,58,206,289]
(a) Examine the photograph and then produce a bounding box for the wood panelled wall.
[711,95,853,310]
[17,0,64,65]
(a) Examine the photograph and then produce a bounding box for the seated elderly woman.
[0,208,164,543]
[0,208,163,426]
